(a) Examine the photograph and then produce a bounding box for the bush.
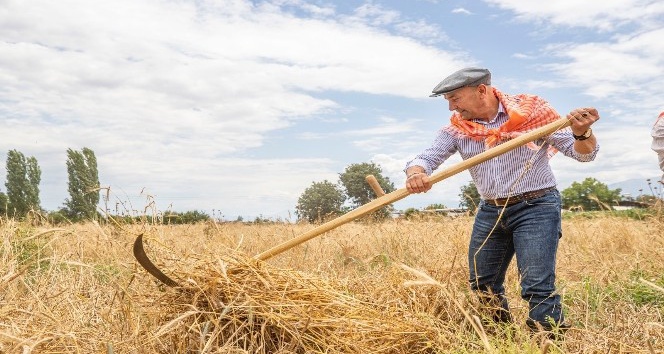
[162,210,210,224]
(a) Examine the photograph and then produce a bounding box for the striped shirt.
[406,104,599,199]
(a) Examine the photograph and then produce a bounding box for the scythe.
[134,117,572,286]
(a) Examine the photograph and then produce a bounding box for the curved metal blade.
[133,234,179,287]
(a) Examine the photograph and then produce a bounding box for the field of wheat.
[0,211,662,353]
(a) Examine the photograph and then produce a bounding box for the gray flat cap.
[429,67,491,97]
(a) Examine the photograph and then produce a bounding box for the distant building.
[613,200,650,210]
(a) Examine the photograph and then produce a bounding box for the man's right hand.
[406,172,432,193]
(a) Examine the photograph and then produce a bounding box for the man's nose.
[448,101,456,111]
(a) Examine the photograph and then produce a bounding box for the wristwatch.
[573,128,592,141]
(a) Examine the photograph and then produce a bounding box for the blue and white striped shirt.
[405,105,599,199]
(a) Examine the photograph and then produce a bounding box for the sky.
[1,0,663,221]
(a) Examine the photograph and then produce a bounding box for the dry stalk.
[2,216,662,352]
[142,251,436,353]
[639,278,664,294]
[540,339,553,354]
[398,263,495,353]
[21,228,67,242]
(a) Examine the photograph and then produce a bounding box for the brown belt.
[484,187,556,207]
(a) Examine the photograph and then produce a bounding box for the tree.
[459,180,480,213]
[425,203,448,210]
[5,150,41,217]
[402,207,421,219]
[338,162,395,220]
[0,191,7,215]
[163,210,210,224]
[63,147,100,220]
[561,177,622,211]
[296,180,345,223]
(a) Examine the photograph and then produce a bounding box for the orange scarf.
[657,111,664,124]
[446,88,561,149]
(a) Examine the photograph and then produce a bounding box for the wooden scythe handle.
[254,117,572,261]
[365,175,386,197]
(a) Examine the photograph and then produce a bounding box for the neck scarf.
[445,88,561,153]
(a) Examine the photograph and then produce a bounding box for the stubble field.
[0,212,662,353]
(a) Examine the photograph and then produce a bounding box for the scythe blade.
[133,234,179,287]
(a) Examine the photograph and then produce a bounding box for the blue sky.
[1,0,662,221]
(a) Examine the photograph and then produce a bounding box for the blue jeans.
[468,189,564,328]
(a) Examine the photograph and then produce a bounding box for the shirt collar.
[473,102,505,125]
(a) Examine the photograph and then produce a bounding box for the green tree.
[163,210,210,224]
[63,147,100,220]
[402,207,421,219]
[5,150,41,217]
[424,203,449,217]
[459,180,480,213]
[425,203,447,210]
[296,180,345,223]
[0,191,8,215]
[338,162,395,220]
[561,177,622,211]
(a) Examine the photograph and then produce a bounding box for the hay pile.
[142,251,438,353]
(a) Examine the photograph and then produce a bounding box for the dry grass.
[0,213,662,353]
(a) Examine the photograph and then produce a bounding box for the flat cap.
[429,67,491,97]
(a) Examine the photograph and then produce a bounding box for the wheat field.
[0,212,662,353]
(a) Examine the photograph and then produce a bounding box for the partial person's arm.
[651,114,664,182]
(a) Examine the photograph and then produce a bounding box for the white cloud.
[348,2,449,43]
[2,0,661,220]
[483,0,664,119]
[0,0,467,218]
[345,117,420,136]
[451,8,472,15]
[512,53,535,60]
[265,0,336,17]
[395,20,449,44]
[353,3,401,26]
[484,0,664,32]
[543,28,664,114]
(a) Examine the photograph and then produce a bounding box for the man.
[652,111,664,183]
[405,67,600,335]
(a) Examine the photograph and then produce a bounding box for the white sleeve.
[652,116,664,181]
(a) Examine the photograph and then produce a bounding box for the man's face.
[444,86,481,119]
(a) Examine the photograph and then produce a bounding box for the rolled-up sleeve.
[548,128,599,162]
[652,117,664,181]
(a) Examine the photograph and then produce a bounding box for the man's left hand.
[567,107,599,136]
